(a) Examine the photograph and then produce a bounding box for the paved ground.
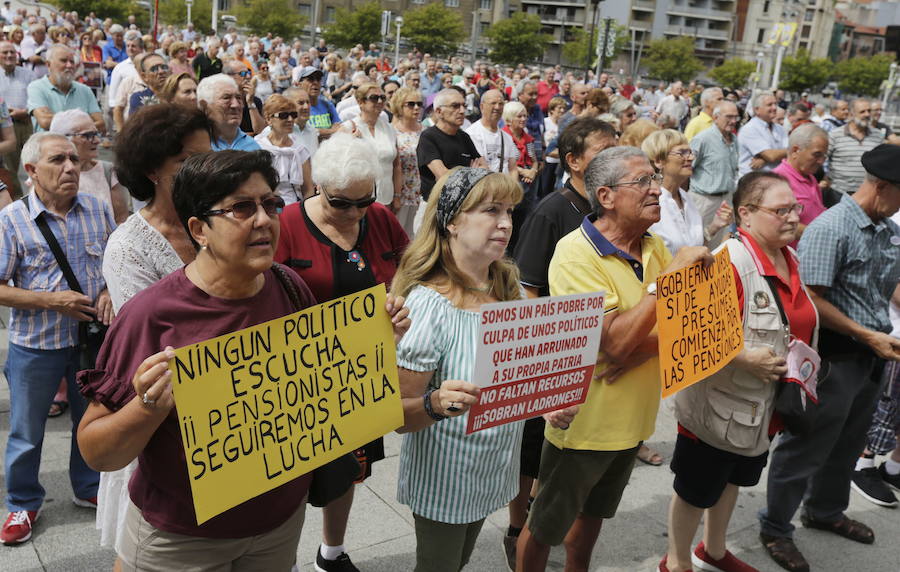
[0,308,898,571]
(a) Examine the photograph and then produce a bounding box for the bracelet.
[423,389,446,421]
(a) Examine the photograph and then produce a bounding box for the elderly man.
[107,31,142,113]
[516,146,710,572]
[0,132,115,545]
[737,92,788,176]
[465,89,518,176]
[223,59,264,135]
[19,24,50,78]
[689,101,739,244]
[773,123,829,238]
[656,81,689,126]
[536,67,559,112]
[296,66,340,139]
[827,99,885,196]
[821,99,849,133]
[197,74,260,151]
[127,52,169,115]
[101,26,128,76]
[0,40,34,194]
[684,87,723,141]
[193,36,223,81]
[870,100,900,144]
[760,144,900,572]
[27,45,103,134]
[420,59,442,96]
[258,86,319,157]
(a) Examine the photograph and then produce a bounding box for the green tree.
[834,53,895,97]
[642,37,704,82]
[561,24,628,69]
[401,3,465,58]
[158,0,213,33]
[321,1,382,50]
[234,0,307,40]
[57,0,132,22]
[708,58,756,89]
[779,49,833,93]
[485,12,550,66]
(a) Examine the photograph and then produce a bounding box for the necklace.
[466,282,491,293]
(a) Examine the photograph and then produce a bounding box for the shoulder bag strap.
[499,129,506,173]
[270,263,302,312]
[762,274,789,328]
[25,198,84,294]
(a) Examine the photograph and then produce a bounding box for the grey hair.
[108,24,124,35]
[21,132,72,167]
[584,146,648,217]
[752,91,774,109]
[850,98,868,115]
[433,88,460,108]
[700,87,722,108]
[502,101,526,123]
[46,43,74,61]
[830,99,847,112]
[404,69,420,80]
[196,73,238,104]
[712,101,738,117]
[311,130,382,191]
[124,30,142,47]
[788,123,828,149]
[48,109,92,135]
[610,97,635,117]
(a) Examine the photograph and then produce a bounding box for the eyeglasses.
[404,101,423,109]
[366,94,387,103]
[609,173,663,191]
[668,149,695,159]
[272,111,298,120]
[68,130,101,140]
[440,102,464,110]
[227,69,252,78]
[147,63,169,73]
[320,187,377,209]
[203,196,285,219]
[749,203,804,218]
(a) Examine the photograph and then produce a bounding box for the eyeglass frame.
[202,196,286,220]
[67,130,101,141]
[747,203,804,218]
[608,173,664,191]
[319,186,377,209]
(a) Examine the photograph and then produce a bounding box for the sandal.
[759,533,809,572]
[47,400,68,418]
[800,514,875,544]
[637,444,664,466]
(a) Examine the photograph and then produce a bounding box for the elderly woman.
[275,131,409,570]
[198,74,260,151]
[254,60,275,101]
[49,110,128,223]
[253,95,313,204]
[391,86,424,237]
[391,168,575,572]
[344,82,401,209]
[620,118,659,148]
[541,96,567,198]
[167,41,194,78]
[611,97,638,133]
[78,30,102,88]
[503,101,538,187]
[159,72,198,107]
[92,104,212,557]
[643,129,733,255]
[660,171,818,572]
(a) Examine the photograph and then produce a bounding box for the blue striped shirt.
[0,193,115,349]
[396,285,523,524]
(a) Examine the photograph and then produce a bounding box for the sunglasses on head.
[320,187,376,209]
[366,94,387,103]
[272,111,298,120]
[203,196,285,219]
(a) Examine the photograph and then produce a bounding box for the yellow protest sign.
[656,249,744,398]
[169,284,402,524]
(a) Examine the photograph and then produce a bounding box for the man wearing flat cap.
[759,143,900,572]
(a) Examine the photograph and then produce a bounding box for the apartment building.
[733,0,835,61]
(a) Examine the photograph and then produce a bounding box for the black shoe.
[879,462,900,492]
[850,467,898,508]
[314,547,360,572]
[502,534,517,571]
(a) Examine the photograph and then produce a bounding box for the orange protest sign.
[656,248,744,398]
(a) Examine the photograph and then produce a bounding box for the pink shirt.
[773,159,826,227]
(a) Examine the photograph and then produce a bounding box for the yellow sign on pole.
[169,284,402,524]
[656,249,744,398]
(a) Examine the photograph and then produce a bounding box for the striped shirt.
[798,194,900,333]
[396,285,523,524]
[0,193,116,349]
[827,125,884,195]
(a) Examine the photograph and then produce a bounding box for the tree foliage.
[833,53,895,97]
[401,3,465,58]
[158,0,213,33]
[561,24,628,69]
[642,37,704,83]
[57,0,133,23]
[485,12,550,66]
[234,0,307,40]
[779,49,833,93]
[708,58,756,89]
[321,1,382,50]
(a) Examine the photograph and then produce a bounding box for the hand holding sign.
[133,346,177,411]
[543,404,579,430]
[385,293,411,342]
[665,245,714,274]
[433,380,481,418]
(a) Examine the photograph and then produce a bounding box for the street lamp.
[883,61,898,110]
[185,0,193,27]
[394,16,403,68]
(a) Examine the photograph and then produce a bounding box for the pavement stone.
[0,307,898,570]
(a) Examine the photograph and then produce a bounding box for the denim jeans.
[4,343,99,511]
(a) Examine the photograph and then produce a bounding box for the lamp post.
[211,0,218,34]
[883,61,898,110]
[394,16,403,68]
[186,0,192,27]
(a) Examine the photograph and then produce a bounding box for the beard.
[50,70,74,89]
[854,118,869,129]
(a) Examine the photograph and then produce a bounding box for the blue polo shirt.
[101,42,127,80]
[308,98,340,130]
[212,129,261,151]
[27,76,101,132]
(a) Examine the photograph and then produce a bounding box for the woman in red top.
[78,30,103,89]
[274,130,409,570]
[502,101,538,186]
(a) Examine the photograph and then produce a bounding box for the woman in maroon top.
[274,131,409,570]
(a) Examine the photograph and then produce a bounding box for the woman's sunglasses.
[272,111,298,120]
[321,187,376,209]
[366,94,387,103]
[404,101,423,109]
[204,196,286,219]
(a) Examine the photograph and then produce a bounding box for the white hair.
[21,132,71,167]
[584,146,648,216]
[753,92,774,109]
[610,97,635,117]
[196,73,238,104]
[712,101,737,117]
[789,123,828,149]
[502,101,526,124]
[434,88,461,109]
[311,131,382,191]
[108,24,124,35]
[48,109,92,135]
[700,87,722,108]
[46,43,73,61]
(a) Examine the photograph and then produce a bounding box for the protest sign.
[169,284,402,524]
[466,292,605,434]
[656,248,744,398]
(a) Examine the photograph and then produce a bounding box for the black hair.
[114,104,213,201]
[558,117,617,174]
[382,79,400,90]
[733,171,790,224]
[172,150,279,247]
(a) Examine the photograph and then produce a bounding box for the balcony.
[629,20,653,32]
[667,5,734,22]
[633,0,656,11]
[665,25,730,40]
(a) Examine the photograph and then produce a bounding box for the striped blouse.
[396,285,524,524]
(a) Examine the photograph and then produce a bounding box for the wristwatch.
[646,282,658,297]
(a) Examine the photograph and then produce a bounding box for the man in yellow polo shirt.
[516,146,712,572]
[684,87,723,141]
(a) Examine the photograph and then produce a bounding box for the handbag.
[25,197,108,370]
[763,275,821,435]
[270,263,361,507]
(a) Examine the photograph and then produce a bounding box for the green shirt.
[27,76,100,132]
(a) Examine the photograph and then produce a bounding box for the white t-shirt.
[891,212,900,338]
[344,117,397,204]
[465,121,518,174]
[649,186,704,255]
[543,117,560,164]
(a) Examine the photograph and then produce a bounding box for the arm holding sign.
[396,368,480,433]
[386,293,411,342]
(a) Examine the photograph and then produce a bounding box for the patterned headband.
[436,167,493,233]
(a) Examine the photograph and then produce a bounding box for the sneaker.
[1,510,39,545]
[659,554,692,572]
[879,462,900,492]
[850,467,898,507]
[72,496,97,509]
[314,547,360,572]
[502,534,517,571]
[692,541,758,572]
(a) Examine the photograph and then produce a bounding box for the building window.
[801,25,811,38]
[297,3,311,18]
[805,9,814,22]
[412,0,425,3]
[757,28,766,44]
[445,0,459,7]
[480,22,489,35]
[325,6,336,22]
[480,0,492,10]
[763,1,770,14]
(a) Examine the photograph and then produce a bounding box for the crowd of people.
[1,5,900,572]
